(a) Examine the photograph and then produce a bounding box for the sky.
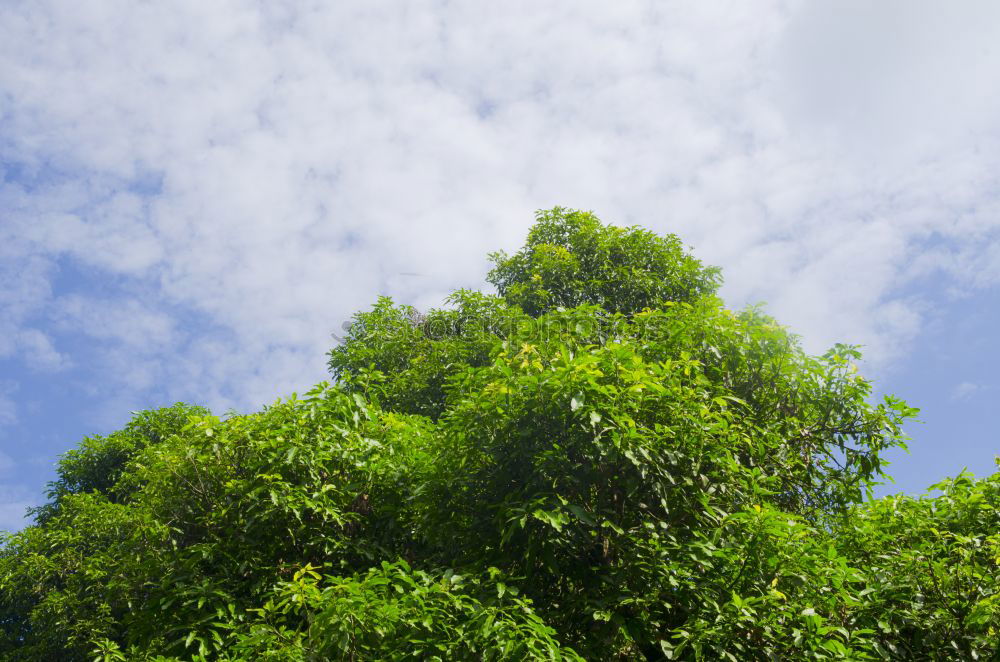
[2,0,1000,532]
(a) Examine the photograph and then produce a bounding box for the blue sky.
[3,0,1000,531]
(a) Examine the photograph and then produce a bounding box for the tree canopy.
[3,208,998,660]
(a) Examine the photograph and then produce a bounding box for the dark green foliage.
[33,403,210,522]
[327,290,524,419]
[2,208,996,660]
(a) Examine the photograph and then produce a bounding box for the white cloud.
[16,329,71,372]
[0,452,35,533]
[0,382,17,427]
[0,502,32,533]
[0,485,35,533]
[53,295,176,350]
[0,450,13,474]
[775,0,1000,160]
[951,381,983,402]
[0,0,999,419]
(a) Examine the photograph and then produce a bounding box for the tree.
[2,207,996,660]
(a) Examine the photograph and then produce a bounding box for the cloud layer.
[2,0,1000,430]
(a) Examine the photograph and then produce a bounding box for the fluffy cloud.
[0,382,17,427]
[0,450,34,533]
[0,485,35,533]
[951,381,983,402]
[1,0,1000,421]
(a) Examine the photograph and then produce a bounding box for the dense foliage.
[3,208,998,660]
